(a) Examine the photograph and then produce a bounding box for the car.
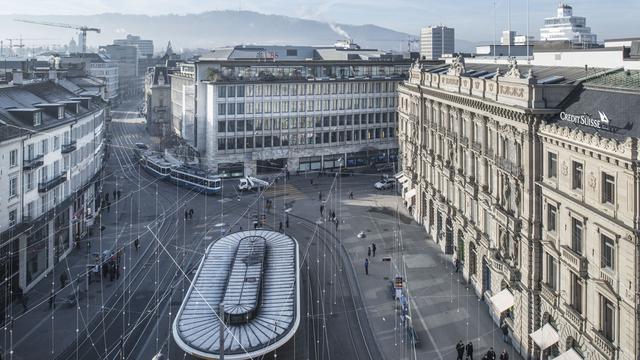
[135,143,149,150]
[374,178,396,190]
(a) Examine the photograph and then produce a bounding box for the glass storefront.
[218,162,244,178]
[26,225,49,286]
[298,156,321,172]
[346,151,369,167]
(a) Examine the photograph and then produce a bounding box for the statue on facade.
[447,54,466,76]
[502,180,511,209]
[499,230,509,259]
[513,185,521,217]
[510,238,519,267]
[504,57,523,79]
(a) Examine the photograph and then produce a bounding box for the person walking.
[105,192,109,202]
[465,341,474,360]
[320,205,324,216]
[501,320,509,343]
[318,192,322,201]
[454,258,460,273]
[189,209,194,218]
[456,340,465,360]
[372,243,377,257]
[185,210,189,220]
[486,347,496,360]
[367,247,371,258]
[349,191,354,199]
[134,237,140,252]
[279,221,283,232]
[310,179,313,186]
[499,350,509,360]
[335,219,339,231]
[117,190,121,200]
[112,190,117,200]
[107,201,111,212]
[285,216,289,228]
[59,271,68,289]
[364,258,369,275]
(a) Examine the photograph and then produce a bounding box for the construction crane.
[14,19,100,53]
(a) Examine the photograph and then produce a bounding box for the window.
[547,203,557,232]
[218,121,226,132]
[572,161,583,190]
[571,273,583,313]
[286,49,298,56]
[9,177,18,198]
[25,172,33,191]
[34,112,42,126]
[602,173,615,204]
[547,152,557,179]
[8,209,17,227]
[571,218,583,254]
[42,139,49,154]
[53,136,60,151]
[227,86,236,98]
[227,103,235,115]
[9,149,17,167]
[218,86,226,98]
[237,86,245,97]
[601,234,615,270]
[546,253,557,291]
[218,103,226,115]
[600,296,615,341]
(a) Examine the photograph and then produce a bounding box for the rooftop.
[172,230,299,360]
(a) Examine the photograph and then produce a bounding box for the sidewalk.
[283,174,523,360]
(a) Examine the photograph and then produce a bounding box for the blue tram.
[169,166,222,195]
[140,153,173,179]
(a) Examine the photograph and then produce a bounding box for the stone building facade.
[398,57,640,359]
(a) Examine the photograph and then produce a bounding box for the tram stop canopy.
[172,230,300,360]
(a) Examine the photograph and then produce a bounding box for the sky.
[2,0,638,41]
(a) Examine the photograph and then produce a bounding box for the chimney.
[48,69,58,83]
[12,70,23,85]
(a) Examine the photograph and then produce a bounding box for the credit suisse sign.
[560,111,611,130]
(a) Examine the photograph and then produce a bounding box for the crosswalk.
[263,183,306,201]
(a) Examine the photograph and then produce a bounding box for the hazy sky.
[3,0,638,41]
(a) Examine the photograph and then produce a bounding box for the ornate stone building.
[397,57,640,360]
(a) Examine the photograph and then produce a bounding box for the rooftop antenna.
[493,0,497,61]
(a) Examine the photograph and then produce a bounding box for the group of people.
[184,208,195,220]
[456,340,510,360]
[363,242,377,275]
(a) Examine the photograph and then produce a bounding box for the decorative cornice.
[540,123,635,158]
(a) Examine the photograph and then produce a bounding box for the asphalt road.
[49,101,381,360]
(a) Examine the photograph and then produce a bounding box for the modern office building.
[100,45,140,98]
[113,34,154,59]
[0,77,107,301]
[57,53,119,102]
[540,3,597,46]
[420,26,455,60]
[170,44,411,177]
[397,54,640,359]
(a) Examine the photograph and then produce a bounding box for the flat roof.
[173,230,300,360]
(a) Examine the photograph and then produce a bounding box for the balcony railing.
[471,141,483,153]
[561,246,588,277]
[38,172,67,193]
[22,215,32,223]
[23,154,44,170]
[61,140,77,154]
[593,329,616,359]
[495,156,523,179]
[540,282,558,305]
[563,302,584,330]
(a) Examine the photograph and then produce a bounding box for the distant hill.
[1,10,478,54]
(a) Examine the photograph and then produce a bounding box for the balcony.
[445,132,457,142]
[61,140,77,154]
[489,255,519,283]
[563,302,585,331]
[592,329,616,359]
[38,172,67,193]
[22,215,32,223]
[561,246,588,277]
[471,141,483,153]
[495,156,524,179]
[460,137,469,146]
[540,283,558,306]
[23,154,44,170]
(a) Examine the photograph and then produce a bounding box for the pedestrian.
[486,347,496,360]
[20,290,28,314]
[116,263,120,280]
[372,243,377,257]
[48,289,56,310]
[310,179,314,186]
[109,262,115,281]
[499,350,509,360]
[105,192,109,202]
[107,201,111,212]
[466,341,474,360]
[190,208,194,217]
[185,210,189,220]
[349,191,354,199]
[501,320,509,343]
[134,237,140,252]
[454,258,460,273]
[279,221,283,232]
[320,205,324,216]
[364,258,369,275]
[113,190,116,200]
[335,219,339,231]
[59,271,68,289]
[367,247,371,257]
[117,190,121,200]
[456,340,465,360]
[318,192,322,201]
[285,216,289,228]
[102,262,109,278]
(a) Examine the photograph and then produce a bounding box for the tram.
[139,152,173,179]
[169,166,222,195]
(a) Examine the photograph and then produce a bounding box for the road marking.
[410,297,443,360]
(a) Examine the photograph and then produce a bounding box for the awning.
[404,188,417,201]
[530,323,560,350]
[490,289,515,313]
[394,172,409,184]
[552,348,582,360]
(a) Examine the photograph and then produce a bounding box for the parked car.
[135,143,149,150]
[374,178,396,190]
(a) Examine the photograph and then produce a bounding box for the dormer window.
[34,111,42,126]
[58,106,65,119]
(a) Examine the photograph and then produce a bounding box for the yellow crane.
[14,19,100,53]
